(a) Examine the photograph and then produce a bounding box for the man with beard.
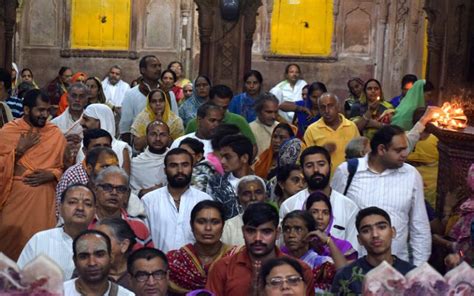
[280,146,360,250]
[170,103,224,156]
[64,229,134,295]
[0,89,67,260]
[249,93,280,157]
[91,166,153,249]
[120,55,162,144]
[142,148,212,253]
[206,202,315,296]
[332,125,431,266]
[130,120,171,197]
[331,207,414,295]
[102,65,130,110]
[303,93,359,175]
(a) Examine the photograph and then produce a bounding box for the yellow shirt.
[303,114,360,175]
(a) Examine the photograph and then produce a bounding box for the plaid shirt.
[55,162,89,214]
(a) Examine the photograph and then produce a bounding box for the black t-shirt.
[331,256,415,295]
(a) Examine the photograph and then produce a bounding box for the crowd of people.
[0,56,473,296]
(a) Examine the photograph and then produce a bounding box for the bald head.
[318,92,341,126]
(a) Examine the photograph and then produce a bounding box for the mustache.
[310,173,326,179]
[250,242,267,248]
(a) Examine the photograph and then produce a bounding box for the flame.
[434,102,468,130]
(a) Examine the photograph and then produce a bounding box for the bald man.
[303,93,360,174]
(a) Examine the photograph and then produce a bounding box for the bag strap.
[343,158,359,196]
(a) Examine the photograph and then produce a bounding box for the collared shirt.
[50,108,82,134]
[142,186,212,253]
[270,79,307,122]
[249,119,279,157]
[331,155,432,266]
[206,247,315,296]
[102,78,131,107]
[18,227,75,281]
[89,208,154,250]
[63,279,134,296]
[303,114,360,175]
[279,188,360,250]
[170,132,213,156]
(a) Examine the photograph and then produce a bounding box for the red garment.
[89,208,154,250]
[167,243,238,295]
[206,247,315,296]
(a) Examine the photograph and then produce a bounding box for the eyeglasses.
[282,226,305,234]
[134,270,167,282]
[266,275,303,289]
[97,183,129,193]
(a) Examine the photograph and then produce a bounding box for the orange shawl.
[0,118,67,209]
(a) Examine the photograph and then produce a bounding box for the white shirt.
[331,155,431,266]
[17,228,74,281]
[50,108,83,135]
[63,279,135,296]
[119,86,147,134]
[279,188,360,250]
[102,78,130,107]
[221,213,245,246]
[142,186,212,253]
[170,132,213,156]
[130,147,168,193]
[270,79,307,122]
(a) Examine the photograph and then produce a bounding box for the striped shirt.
[331,155,431,266]
[6,96,23,118]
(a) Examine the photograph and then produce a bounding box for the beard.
[29,114,47,127]
[167,173,192,188]
[306,172,330,191]
[148,145,167,155]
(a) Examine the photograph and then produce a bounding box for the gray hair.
[345,136,370,160]
[237,175,267,195]
[318,92,340,104]
[110,65,122,72]
[67,82,89,94]
[93,166,129,186]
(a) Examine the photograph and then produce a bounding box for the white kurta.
[102,78,130,107]
[221,213,245,246]
[17,228,74,281]
[279,188,360,251]
[170,132,213,156]
[63,279,135,296]
[270,79,307,122]
[331,155,431,266]
[50,108,83,135]
[142,186,212,253]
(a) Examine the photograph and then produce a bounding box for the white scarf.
[130,147,169,191]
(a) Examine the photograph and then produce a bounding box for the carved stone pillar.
[0,0,18,69]
[194,0,262,91]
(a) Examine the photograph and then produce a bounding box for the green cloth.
[391,80,426,131]
[185,111,256,144]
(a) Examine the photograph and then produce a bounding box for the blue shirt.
[228,92,257,123]
[6,96,23,118]
[390,94,403,108]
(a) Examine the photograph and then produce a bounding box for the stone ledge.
[262,53,338,63]
[59,49,139,59]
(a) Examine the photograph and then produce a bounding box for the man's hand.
[419,106,442,126]
[23,170,56,187]
[306,229,329,253]
[250,260,262,296]
[65,133,82,145]
[323,142,337,154]
[16,128,40,157]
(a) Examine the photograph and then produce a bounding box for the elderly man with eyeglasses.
[90,165,154,250]
[127,248,170,296]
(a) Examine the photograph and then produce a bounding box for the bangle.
[325,237,331,246]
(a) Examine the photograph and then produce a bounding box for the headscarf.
[83,104,116,138]
[145,89,171,124]
[391,80,426,130]
[347,77,364,98]
[85,77,107,104]
[190,75,211,102]
[254,123,297,179]
[71,72,88,83]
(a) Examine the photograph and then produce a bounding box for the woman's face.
[149,92,166,116]
[183,84,193,99]
[245,75,261,97]
[309,89,324,107]
[95,224,124,264]
[192,207,224,246]
[271,127,291,153]
[349,80,363,97]
[21,70,33,82]
[161,72,175,89]
[195,77,210,98]
[86,79,99,99]
[264,264,306,296]
[169,63,182,78]
[308,201,330,231]
[365,81,382,103]
[301,87,308,100]
[280,170,305,198]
